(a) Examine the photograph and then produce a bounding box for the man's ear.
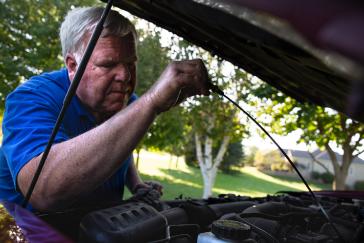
[65,53,78,81]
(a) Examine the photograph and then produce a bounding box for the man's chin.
[106,103,127,115]
[94,101,128,122]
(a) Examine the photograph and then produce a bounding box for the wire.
[235,216,280,243]
[22,0,114,208]
[208,83,345,243]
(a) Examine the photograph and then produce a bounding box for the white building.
[284,149,364,188]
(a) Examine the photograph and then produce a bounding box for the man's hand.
[132,180,163,196]
[145,59,210,114]
[130,181,164,210]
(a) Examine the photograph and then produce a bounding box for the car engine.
[77,191,364,243]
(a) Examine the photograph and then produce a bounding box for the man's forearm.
[125,158,143,194]
[18,95,156,211]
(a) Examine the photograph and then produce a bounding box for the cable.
[208,83,345,242]
[22,0,114,208]
[235,216,280,243]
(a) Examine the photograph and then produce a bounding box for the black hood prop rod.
[22,0,114,208]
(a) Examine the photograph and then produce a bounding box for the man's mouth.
[107,86,131,95]
[106,90,130,107]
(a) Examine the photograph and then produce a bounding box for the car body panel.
[0,201,72,243]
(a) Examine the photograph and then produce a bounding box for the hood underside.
[111,0,364,122]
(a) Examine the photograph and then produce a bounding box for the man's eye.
[99,62,116,68]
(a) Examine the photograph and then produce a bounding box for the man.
[0,7,210,211]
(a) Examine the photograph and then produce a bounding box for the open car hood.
[111,0,364,122]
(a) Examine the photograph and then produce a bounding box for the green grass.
[124,150,330,199]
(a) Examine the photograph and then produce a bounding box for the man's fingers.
[178,59,211,95]
[173,59,205,73]
[145,181,164,195]
[145,59,211,113]
[177,72,210,96]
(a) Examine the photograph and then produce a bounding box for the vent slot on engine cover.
[79,202,166,243]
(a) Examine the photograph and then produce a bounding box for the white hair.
[60,7,137,63]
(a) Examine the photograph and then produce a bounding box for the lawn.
[124,150,331,199]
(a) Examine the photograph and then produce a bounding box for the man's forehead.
[98,55,138,63]
[101,32,135,43]
[92,35,137,61]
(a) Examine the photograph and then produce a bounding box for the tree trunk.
[202,171,214,198]
[203,134,214,198]
[135,148,141,169]
[175,156,179,169]
[195,132,230,199]
[325,143,352,190]
[333,171,348,190]
[168,154,173,169]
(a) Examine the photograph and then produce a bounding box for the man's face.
[71,33,137,122]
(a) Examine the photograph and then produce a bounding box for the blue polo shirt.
[0,68,136,210]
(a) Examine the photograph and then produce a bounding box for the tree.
[251,82,364,190]
[0,0,98,110]
[135,25,170,95]
[133,26,169,165]
[254,149,266,170]
[133,24,188,166]
[263,150,291,172]
[183,135,245,173]
[245,146,258,166]
[168,38,250,198]
[192,66,249,198]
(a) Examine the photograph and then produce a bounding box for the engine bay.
[74,191,364,243]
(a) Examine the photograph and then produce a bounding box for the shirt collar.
[63,68,96,124]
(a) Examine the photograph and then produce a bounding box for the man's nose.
[115,63,131,83]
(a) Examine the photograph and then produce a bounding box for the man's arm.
[125,156,143,193]
[17,60,209,211]
[18,94,156,211]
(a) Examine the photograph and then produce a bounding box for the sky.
[245,129,308,152]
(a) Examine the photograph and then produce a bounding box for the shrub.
[183,134,199,167]
[220,141,245,174]
[354,181,364,190]
[271,163,289,172]
[311,171,320,180]
[320,172,334,183]
[311,171,334,184]
[244,146,258,166]
[255,150,291,172]
[254,150,269,170]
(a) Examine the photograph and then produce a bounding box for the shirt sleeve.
[128,93,138,104]
[2,84,69,191]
